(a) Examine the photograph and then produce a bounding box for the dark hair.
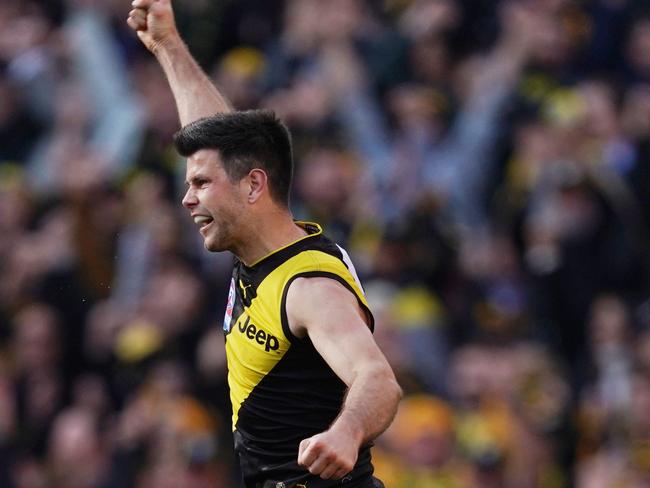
[173,110,294,206]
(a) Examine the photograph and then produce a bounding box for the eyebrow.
[185,175,206,186]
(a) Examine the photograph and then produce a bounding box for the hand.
[297,423,361,480]
[399,0,459,40]
[314,1,360,45]
[499,1,544,52]
[127,0,179,54]
[320,42,365,94]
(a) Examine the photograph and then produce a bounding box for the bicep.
[286,277,390,387]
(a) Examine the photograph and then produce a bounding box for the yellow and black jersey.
[222,222,375,488]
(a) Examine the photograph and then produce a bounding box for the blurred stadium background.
[1,0,650,486]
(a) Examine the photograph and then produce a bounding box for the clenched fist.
[126,0,179,54]
[297,424,361,480]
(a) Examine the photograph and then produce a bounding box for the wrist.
[151,32,183,57]
[330,414,364,446]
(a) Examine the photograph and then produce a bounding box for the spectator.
[0,1,648,486]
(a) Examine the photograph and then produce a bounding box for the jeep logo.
[238,316,279,352]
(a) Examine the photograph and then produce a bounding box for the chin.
[203,236,227,253]
[204,240,222,253]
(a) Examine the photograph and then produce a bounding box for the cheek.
[209,200,239,228]
[200,189,222,212]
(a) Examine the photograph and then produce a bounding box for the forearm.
[331,367,401,444]
[338,89,392,184]
[129,0,232,125]
[68,10,144,173]
[153,36,232,125]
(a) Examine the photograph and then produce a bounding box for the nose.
[182,187,198,209]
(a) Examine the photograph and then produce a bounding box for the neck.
[233,207,308,266]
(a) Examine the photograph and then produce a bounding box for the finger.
[297,439,314,466]
[129,8,147,22]
[132,0,154,9]
[127,13,146,29]
[319,463,339,480]
[307,452,334,476]
[126,16,146,31]
[333,466,351,480]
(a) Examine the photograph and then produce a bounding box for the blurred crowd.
[0,0,649,486]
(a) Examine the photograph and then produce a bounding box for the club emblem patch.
[223,277,236,332]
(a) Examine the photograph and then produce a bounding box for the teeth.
[194,216,213,225]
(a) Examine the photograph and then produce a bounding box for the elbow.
[384,374,402,422]
[373,361,401,399]
[382,369,402,405]
[396,380,404,401]
[391,377,403,404]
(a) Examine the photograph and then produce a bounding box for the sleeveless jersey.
[222,222,375,487]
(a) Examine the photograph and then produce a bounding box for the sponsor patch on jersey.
[223,277,236,332]
[238,316,280,352]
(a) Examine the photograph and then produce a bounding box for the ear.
[245,169,268,204]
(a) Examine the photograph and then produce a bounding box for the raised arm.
[320,41,395,215]
[286,277,402,480]
[429,1,537,230]
[127,0,232,124]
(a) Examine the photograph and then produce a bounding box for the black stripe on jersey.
[279,271,375,344]
[237,231,343,292]
[234,335,374,486]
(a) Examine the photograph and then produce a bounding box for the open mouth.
[193,215,214,233]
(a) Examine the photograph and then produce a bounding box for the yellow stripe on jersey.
[225,247,370,429]
[246,221,323,267]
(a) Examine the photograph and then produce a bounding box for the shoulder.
[288,275,353,304]
[285,275,371,339]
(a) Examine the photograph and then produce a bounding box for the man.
[127,1,402,487]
